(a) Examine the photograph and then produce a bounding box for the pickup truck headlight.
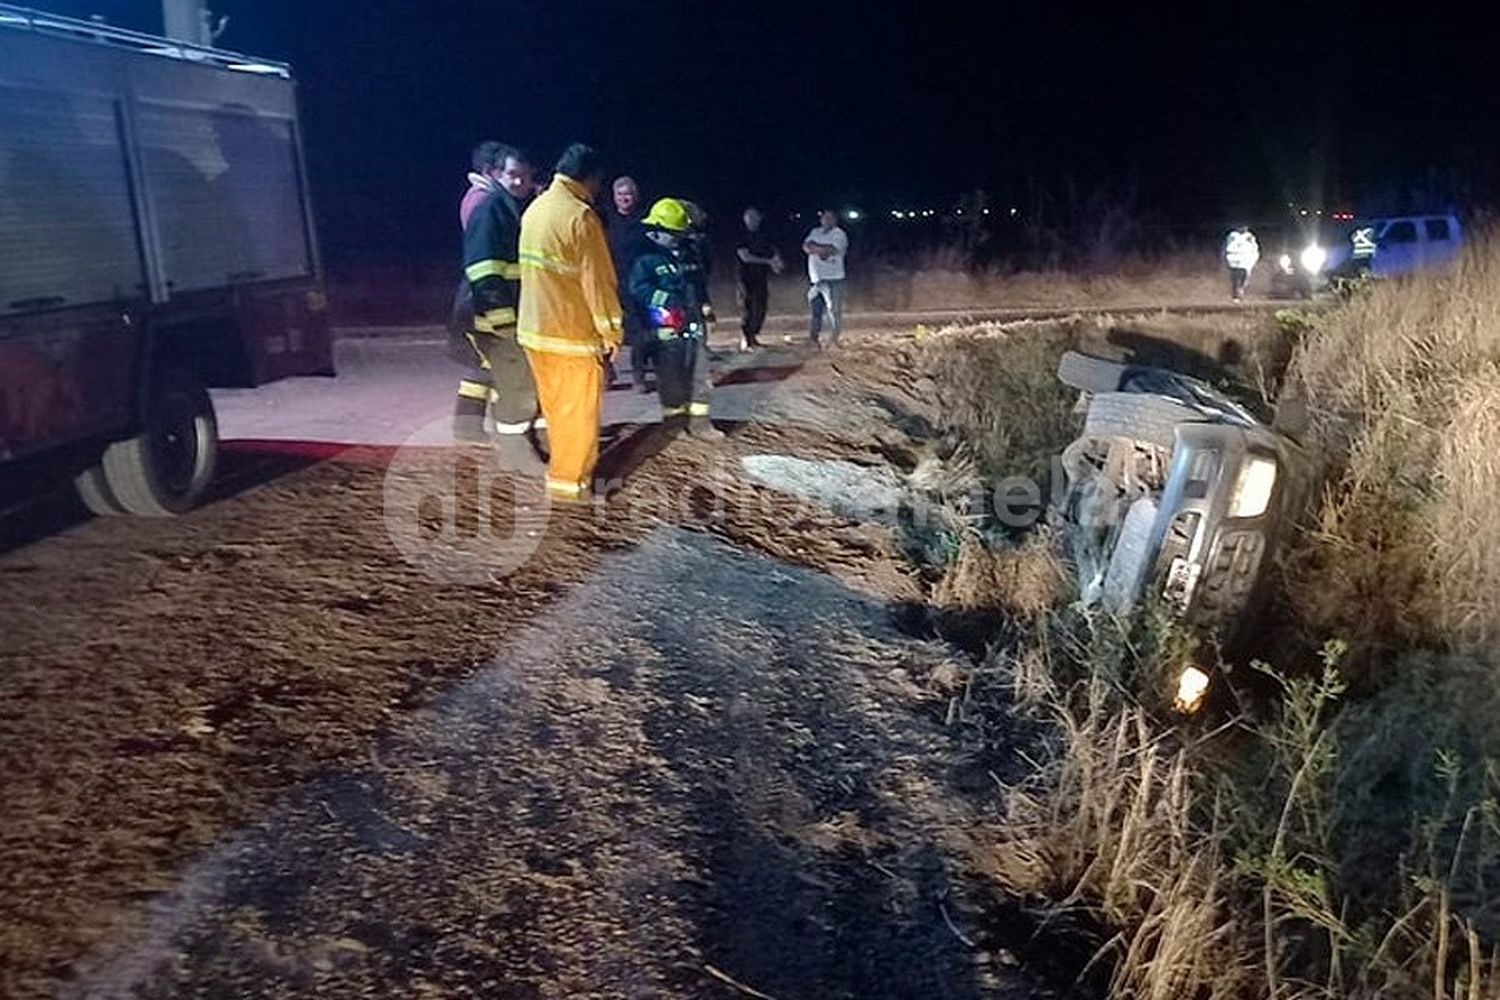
[1175,665,1211,714]
[1300,245,1328,273]
[1228,455,1278,518]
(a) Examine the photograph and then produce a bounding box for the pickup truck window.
[1425,218,1453,242]
[1382,220,1418,244]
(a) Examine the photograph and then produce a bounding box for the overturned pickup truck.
[1052,351,1308,649]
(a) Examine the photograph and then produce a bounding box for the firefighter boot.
[688,415,725,441]
[453,379,492,444]
[494,433,547,477]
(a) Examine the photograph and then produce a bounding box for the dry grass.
[986,625,1500,1000]
[855,255,1225,313]
[990,676,1253,999]
[916,319,1083,484]
[932,531,1065,621]
[1281,237,1500,653]
[1432,371,1500,645]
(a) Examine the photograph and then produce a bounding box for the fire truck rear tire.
[101,367,219,516]
[74,463,126,516]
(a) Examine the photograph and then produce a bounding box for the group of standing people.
[450,141,624,503]
[448,138,853,504]
[604,190,851,355]
[599,175,715,401]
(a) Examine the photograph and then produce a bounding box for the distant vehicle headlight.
[1300,245,1328,273]
[1278,253,1293,273]
[1228,455,1278,519]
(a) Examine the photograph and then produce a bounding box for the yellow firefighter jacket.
[517,174,624,356]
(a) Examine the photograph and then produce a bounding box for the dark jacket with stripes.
[625,228,715,339]
[450,187,525,361]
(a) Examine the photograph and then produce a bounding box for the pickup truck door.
[1421,217,1460,270]
[1373,219,1420,277]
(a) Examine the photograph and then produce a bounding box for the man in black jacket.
[735,206,782,350]
[606,176,654,391]
[450,143,544,469]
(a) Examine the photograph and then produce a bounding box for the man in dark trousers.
[449,143,544,471]
[606,176,651,390]
[735,206,782,350]
[626,197,723,440]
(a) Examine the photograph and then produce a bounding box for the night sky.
[27,1,1496,269]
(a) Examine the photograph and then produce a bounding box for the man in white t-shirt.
[801,209,849,347]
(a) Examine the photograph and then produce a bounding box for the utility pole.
[161,0,225,46]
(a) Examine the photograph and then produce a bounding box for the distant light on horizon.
[845,208,862,221]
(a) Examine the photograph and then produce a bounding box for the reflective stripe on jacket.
[517,174,624,356]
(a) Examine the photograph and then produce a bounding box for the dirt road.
[66,529,1021,999]
[0,337,1051,998]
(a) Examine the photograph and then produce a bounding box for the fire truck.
[0,4,332,515]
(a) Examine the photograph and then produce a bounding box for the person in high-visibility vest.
[625,197,724,440]
[516,144,624,501]
[1224,225,1260,301]
[449,142,543,470]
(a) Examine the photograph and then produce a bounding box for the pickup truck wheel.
[1057,351,1129,393]
[101,367,218,516]
[74,463,125,516]
[1084,392,1204,451]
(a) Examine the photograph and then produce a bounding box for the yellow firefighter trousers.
[525,349,603,501]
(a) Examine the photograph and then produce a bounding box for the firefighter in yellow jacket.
[517,144,624,501]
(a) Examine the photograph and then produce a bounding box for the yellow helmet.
[644,197,691,232]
